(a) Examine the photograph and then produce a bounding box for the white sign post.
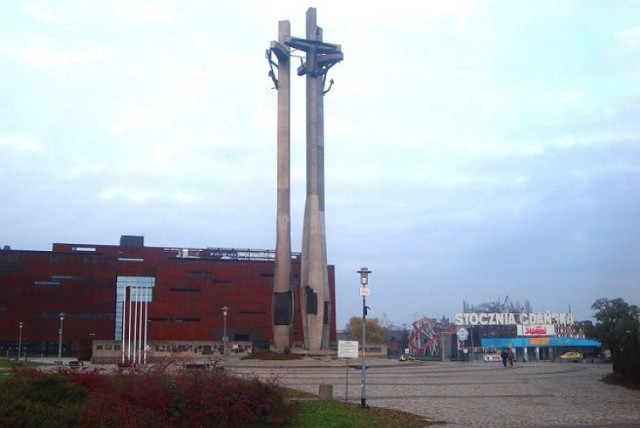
[338,340,359,359]
[338,340,359,402]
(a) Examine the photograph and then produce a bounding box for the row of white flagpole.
[121,286,149,365]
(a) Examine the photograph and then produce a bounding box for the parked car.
[560,351,582,362]
[399,354,415,362]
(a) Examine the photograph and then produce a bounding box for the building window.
[169,287,201,293]
[73,247,96,252]
[115,276,155,340]
[34,281,60,287]
[188,270,211,279]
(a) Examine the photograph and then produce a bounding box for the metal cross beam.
[285,36,342,55]
[284,34,343,77]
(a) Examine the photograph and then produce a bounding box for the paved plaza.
[228,356,640,427]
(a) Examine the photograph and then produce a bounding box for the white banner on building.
[517,324,556,337]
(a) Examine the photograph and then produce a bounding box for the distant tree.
[379,312,397,353]
[380,312,393,331]
[573,320,593,338]
[348,317,386,344]
[621,323,640,383]
[344,322,352,339]
[399,324,410,351]
[586,297,640,380]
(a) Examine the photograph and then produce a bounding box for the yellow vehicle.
[560,351,582,362]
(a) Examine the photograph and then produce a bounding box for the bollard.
[318,384,333,401]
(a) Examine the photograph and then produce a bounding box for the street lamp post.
[18,322,24,362]
[357,267,371,409]
[221,306,229,354]
[57,312,65,365]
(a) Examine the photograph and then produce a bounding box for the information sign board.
[338,340,359,359]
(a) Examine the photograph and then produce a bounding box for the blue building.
[481,336,602,361]
[455,311,602,362]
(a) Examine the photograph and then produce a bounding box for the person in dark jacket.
[500,349,508,367]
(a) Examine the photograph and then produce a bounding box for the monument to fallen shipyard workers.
[267,8,343,351]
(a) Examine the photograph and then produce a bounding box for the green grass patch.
[286,400,439,427]
[0,359,48,368]
[1,360,47,384]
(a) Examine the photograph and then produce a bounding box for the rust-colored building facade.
[0,236,337,359]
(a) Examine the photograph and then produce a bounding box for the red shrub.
[77,369,173,427]
[4,363,296,427]
[65,369,111,391]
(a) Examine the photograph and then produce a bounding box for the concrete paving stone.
[228,357,640,427]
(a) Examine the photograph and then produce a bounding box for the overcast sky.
[2,1,639,329]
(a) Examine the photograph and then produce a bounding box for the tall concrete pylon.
[269,21,293,351]
[269,8,342,351]
[300,8,327,351]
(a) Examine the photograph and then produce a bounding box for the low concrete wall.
[92,340,252,364]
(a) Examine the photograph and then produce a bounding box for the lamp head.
[221,306,229,316]
[357,267,371,286]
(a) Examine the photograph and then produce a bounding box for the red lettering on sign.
[525,326,547,335]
